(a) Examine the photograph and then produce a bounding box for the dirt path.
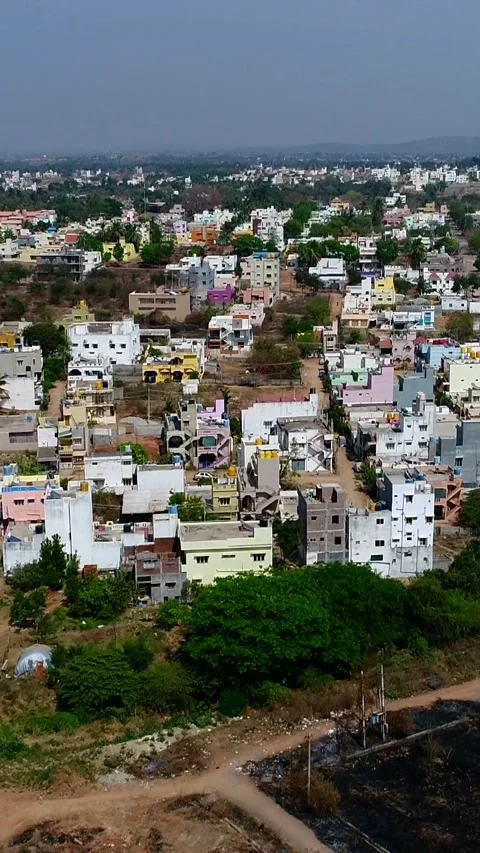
[46,380,65,419]
[335,446,369,509]
[2,678,480,852]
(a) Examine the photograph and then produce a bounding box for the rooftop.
[180,521,263,542]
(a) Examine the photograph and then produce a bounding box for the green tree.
[168,492,205,522]
[112,242,125,263]
[468,230,480,254]
[77,233,103,252]
[55,645,138,719]
[358,462,377,498]
[459,491,480,535]
[405,237,427,270]
[445,311,474,344]
[23,322,68,360]
[231,234,266,256]
[10,588,46,628]
[117,442,148,465]
[273,518,300,563]
[10,535,67,592]
[141,663,193,713]
[248,337,301,381]
[68,573,135,620]
[157,599,185,630]
[371,197,384,229]
[284,218,304,240]
[376,238,399,269]
[122,636,154,672]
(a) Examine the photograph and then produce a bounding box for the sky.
[0,0,479,154]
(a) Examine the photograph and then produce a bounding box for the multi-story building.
[238,446,280,518]
[242,391,319,441]
[179,519,272,584]
[84,448,134,494]
[277,417,334,473]
[67,318,141,366]
[164,398,232,471]
[128,286,191,322]
[393,366,435,409]
[373,276,396,306]
[211,471,239,520]
[298,483,347,566]
[440,349,480,400]
[35,248,102,280]
[380,468,434,574]
[142,338,204,383]
[339,364,395,407]
[249,252,280,299]
[207,314,253,354]
[356,396,433,463]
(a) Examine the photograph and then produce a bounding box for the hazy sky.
[1,0,478,153]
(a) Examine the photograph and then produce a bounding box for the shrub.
[0,724,26,761]
[141,663,193,714]
[250,681,292,708]
[55,645,139,720]
[157,600,185,631]
[282,765,340,812]
[122,636,154,672]
[218,688,248,717]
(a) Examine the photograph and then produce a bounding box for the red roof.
[379,338,392,348]
[429,273,439,281]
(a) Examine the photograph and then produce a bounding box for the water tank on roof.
[454,467,462,475]
[416,473,425,481]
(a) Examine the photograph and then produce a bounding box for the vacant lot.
[256,700,480,853]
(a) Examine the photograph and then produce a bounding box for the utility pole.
[379,664,387,742]
[147,384,151,424]
[360,670,367,749]
[306,733,312,805]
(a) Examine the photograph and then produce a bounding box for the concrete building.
[357,396,433,463]
[179,520,273,584]
[249,252,280,299]
[298,483,347,566]
[207,314,253,354]
[238,446,281,518]
[35,248,102,280]
[339,364,395,407]
[380,469,434,575]
[165,398,232,471]
[393,366,435,409]
[242,391,319,441]
[84,448,134,494]
[0,413,38,453]
[128,286,191,322]
[277,417,334,473]
[373,276,396,306]
[308,257,346,286]
[210,472,239,521]
[67,318,141,366]
[430,419,480,487]
[180,263,215,308]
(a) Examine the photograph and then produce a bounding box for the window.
[27,499,35,504]
[13,499,24,506]
[332,515,339,524]
[405,518,413,525]
[121,460,131,465]
[375,540,385,547]
[426,516,433,523]
[376,518,384,525]
[219,497,230,506]
[419,537,427,546]
[195,555,209,564]
[334,536,342,545]
[311,515,317,521]
[405,495,413,503]
[370,554,384,562]
[419,425,428,432]
[386,442,395,449]
[222,554,235,559]
[455,458,463,467]
[253,553,266,562]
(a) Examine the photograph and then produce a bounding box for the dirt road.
[46,380,65,419]
[2,678,480,853]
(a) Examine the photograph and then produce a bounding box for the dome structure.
[14,644,52,677]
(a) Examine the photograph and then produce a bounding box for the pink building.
[2,485,47,525]
[340,364,394,406]
[196,399,225,421]
[207,285,235,307]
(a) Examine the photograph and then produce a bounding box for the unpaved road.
[46,380,65,419]
[2,678,480,853]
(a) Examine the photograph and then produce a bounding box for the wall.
[393,367,435,409]
[179,522,272,584]
[85,454,134,494]
[45,487,94,568]
[137,465,185,495]
[2,486,46,524]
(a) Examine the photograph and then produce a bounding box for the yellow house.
[179,520,273,585]
[58,301,95,327]
[211,470,239,520]
[142,352,200,384]
[103,241,139,263]
[373,276,396,306]
[0,327,22,348]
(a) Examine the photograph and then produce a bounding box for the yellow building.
[179,520,272,585]
[0,327,22,348]
[103,241,139,263]
[211,470,239,520]
[142,351,200,384]
[373,276,396,306]
[58,301,95,327]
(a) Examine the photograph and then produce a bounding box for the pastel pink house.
[340,364,394,406]
[2,485,47,524]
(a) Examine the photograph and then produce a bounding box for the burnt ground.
[251,700,480,853]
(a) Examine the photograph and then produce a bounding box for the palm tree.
[221,387,231,415]
[405,238,427,271]
[298,240,323,267]
[0,375,10,402]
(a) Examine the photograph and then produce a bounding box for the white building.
[348,468,434,578]
[179,520,273,585]
[84,449,134,494]
[1,377,39,411]
[67,318,141,366]
[308,257,346,285]
[277,417,334,473]
[242,391,319,441]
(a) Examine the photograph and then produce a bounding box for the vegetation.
[168,492,205,522]
[10,535,70,592]
[459,492,480,536]
[117,442,149,465]
[445,311,474,343]
[248,337,301,381]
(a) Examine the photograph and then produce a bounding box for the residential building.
[211,471,239,520]
[441,351,480,400]
[59,301,95,327]
[277,417,334,473]
[207,283,235,308]
[84,448,134,494]
[356,395,434,463]
[179,520,273,584]
[179,263,216,308]
[67,318,141,366]
[142,338,204,383]
[427,466,463,524]
[339,364,395,407]
[242,391,319,441]
[380,469,434,574]
[389,308,435,331]
[298,483,347,566]
[165,398,232,471]
[189,225,217,244]
[249,252,280,299]
[416,339,461,370]
[238,446,281,518]
[57,417,88,475]
[207,313,253,354]
[1,469,57,525]
[431,420,480,487]
[35,248,102,280]
[308,257,346,286]
[102,241,139,263]
[373,276,396,306]
[128,286,191,322]
[0,413,38,453]
[393,366,435,409]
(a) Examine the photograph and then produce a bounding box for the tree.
[283,316,299,339]
[168,492,205,522]
[68,573,135,620]
[445,311,474,344]
[157,599,185,630]
[371,197,384,228]
[23,322,68,360]
[273,518,300,563]
[122,636,154,672]
[77,233,103,252]
[10,588,46,628]
[248,338,301,381]
[10,535,68,592]
[55,645,139,719]
[284,218,304,240]
[405,237,427,270]
[117,442,148,465]
[468,230,480,254]
[376,238,399,269]
[112,242,125,263]
[459,491,480,535]
[64,555,81,605]
[231,234,266,257]
[358,462,377,498]
[141,662,193,713]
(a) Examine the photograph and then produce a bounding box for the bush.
[19,711,80,735]
[55,645,139,720]
[282,765,340,812]
[141,663,193,714]
[122,636,154,672]
[157,600,185,631]
[250,681,292,709]
[218,688,248,717]
[0,724,26,761]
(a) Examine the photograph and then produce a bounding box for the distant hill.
[287,137,480,158]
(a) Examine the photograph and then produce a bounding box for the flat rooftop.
[180,521,261,542]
